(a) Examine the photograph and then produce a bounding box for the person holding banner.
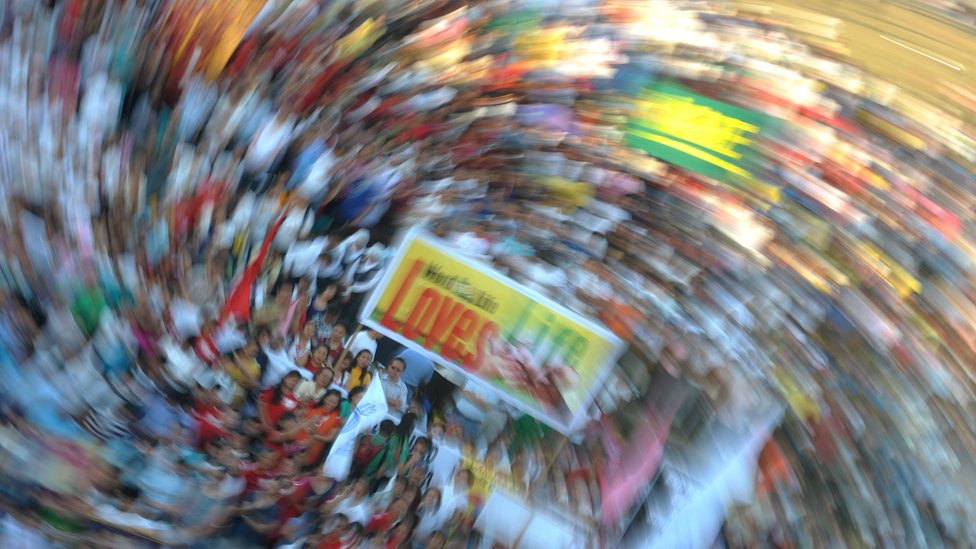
[322,375,389,482]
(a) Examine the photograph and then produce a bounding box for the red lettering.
[467,321,499,370]
[444,309,479,364]
[403,288,440,342]
[424,295,466,350]
[380,259,425,331]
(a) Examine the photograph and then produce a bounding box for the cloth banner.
[323,376,389,480]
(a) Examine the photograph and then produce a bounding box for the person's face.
[410,468,425,485]
[387,360,404,382]
[272,337,285,350]
[313,347,329,364]
[356,352,372,368]
[277,285,293,304]
[427,533,447,549]
[332,325,347,341]
[324,394,341,411]
[302,323,315,338]
[390,499,408,518]
[284,375,299,390]
[352,479,369,497]
[422,489,438,508]
[317,367,335,386]
[244,341,258,356]
[351,391,364,407]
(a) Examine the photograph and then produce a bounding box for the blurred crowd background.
[0,0,975,548]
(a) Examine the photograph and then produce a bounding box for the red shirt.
[241,461,275,493]
[365,511,395,533]
[193,333,220,366]
[260,388,302,428]
[193,404,227,448]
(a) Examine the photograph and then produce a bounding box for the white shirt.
[244,114,296,174]
[346,332,378,361]
[262,346,299,387]
[454,379,499,423]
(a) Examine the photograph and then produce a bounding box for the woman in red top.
[385,516,416,549]
[304,389,344,468]
[258,371,303,431]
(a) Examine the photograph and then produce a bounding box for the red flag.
[219,213,288,324]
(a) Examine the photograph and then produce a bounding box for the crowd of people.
[0,1,590,547]
[5,0,975,547]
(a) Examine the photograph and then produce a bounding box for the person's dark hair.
[378,419,397,437]
[316,388,343,408]
[332,321,348,334]
[412,436,430,454]
[353,349,373,365]
[389,357,406,371]
[394,412,417,443]
[271,371,302,403]
[348,385,367,403]
[424,487,442,509]
[277,412,297,427]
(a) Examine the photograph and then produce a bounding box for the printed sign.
[361,230,626,432]
[625,81,770,182]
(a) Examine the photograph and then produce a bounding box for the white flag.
[322,375,389,480]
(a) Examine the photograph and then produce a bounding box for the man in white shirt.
[453,379,507,450]
[346,329,382,361]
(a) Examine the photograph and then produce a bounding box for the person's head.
[366,532,385,549]
[408,466,427,489]
[367,329,382,340]
[243,339,259,357]
[257,328,272,347]
[428,422,445,441]
[426,531,447,549]
[271,335,285,350]
[279,456,300,477]
[351,478,370,498]
[391,515,415,541]
[278,412,298,431]
[331,322,348,342]
[301,321,315,339]
[354,349,373,369]
[312,345,329,365]
[386,357,405,382]
[319,389,342,412]
[337,353,354,372]
[378,419,397,438]
[391,476,408,499]
[455,469,472,490]
[348,385,367,407]
[412,437,430,458]
[280,371,302,392]
[389,497,410,519]
[314,366,335,387]
[421,487,441,510]
[275,281,294,305]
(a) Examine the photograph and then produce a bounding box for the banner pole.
[335,323,363,372]
[541,434,570,482]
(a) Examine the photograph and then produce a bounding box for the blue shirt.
[397,348,435,389]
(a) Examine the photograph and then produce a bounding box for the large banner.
[625,81,771,182]
[361,230,626,432]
